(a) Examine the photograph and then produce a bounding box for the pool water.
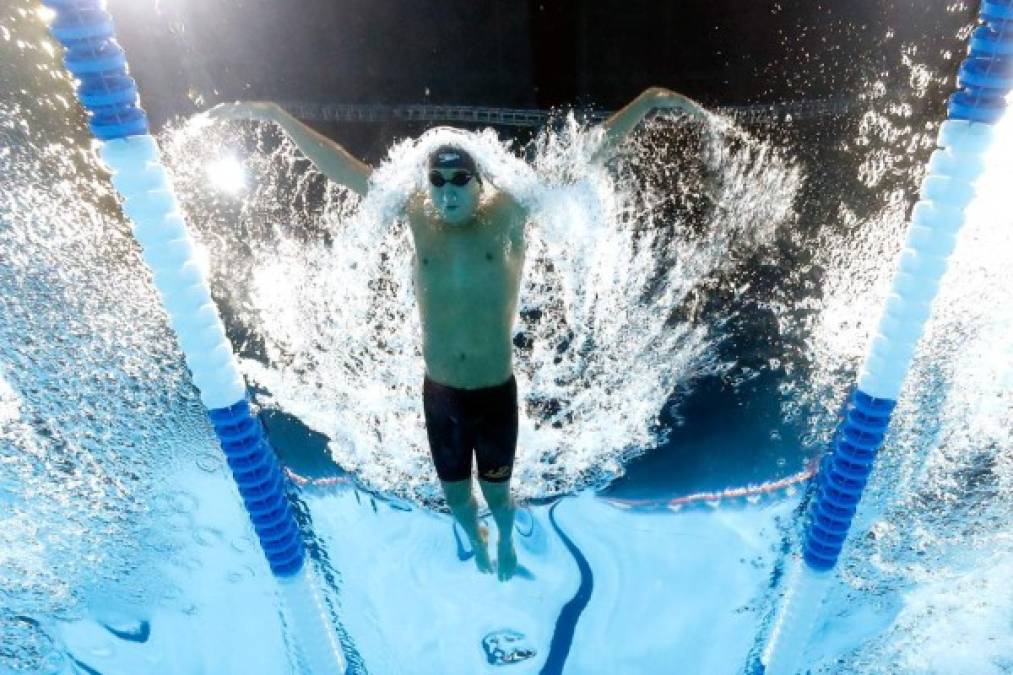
[2,3,1012,673]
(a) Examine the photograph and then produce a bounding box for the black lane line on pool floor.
[540,500,593,675]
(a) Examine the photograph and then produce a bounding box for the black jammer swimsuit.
[422,374,518,483]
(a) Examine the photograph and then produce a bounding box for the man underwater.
[207,87,707,580]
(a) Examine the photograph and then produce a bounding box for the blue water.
[3,4,1013,674]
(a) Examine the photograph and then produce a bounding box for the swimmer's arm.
[497,191,531,230]
[592,87,708,163]
[204,101,372,197]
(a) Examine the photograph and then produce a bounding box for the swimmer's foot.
[496,536,518,581]
[471,526,494,574]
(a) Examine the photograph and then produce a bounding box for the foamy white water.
[2,3,1011,669]
[161,112,801,504]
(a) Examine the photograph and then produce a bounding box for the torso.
[406,191,526,389]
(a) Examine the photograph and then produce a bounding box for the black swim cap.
[428,145,480,175]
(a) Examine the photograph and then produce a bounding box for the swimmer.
[206,87,708,580]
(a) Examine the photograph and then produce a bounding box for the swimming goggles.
[429,170,475,187]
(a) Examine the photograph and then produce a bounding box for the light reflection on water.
[0,1,1010,671]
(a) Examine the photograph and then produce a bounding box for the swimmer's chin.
[438,208,471,225]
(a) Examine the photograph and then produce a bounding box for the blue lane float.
[803,391,896,571]
[41,1,345,672]
[762,2,1012,673]
[209,400,305,577]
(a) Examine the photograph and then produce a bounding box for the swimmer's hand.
[641,87,708,120]
[593,86,710,163]
[203,100,373,197]
[203,100,281,123]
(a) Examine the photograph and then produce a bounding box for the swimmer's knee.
[478,478,513,508]
[441,478,474,509]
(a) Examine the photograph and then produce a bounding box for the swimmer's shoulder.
[404,191,424,217]
[485,191,527,250]
[404,191,431,231]
[487,190,527,224]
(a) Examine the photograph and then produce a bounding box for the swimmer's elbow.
[347,170,372,198]
[322,163,371,197]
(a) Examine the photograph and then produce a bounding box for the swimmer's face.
[428,168,481,226]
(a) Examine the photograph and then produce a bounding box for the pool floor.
[52,459,807,674]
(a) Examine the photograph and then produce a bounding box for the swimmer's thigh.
[474,377,518,483]
[423,379,475,482]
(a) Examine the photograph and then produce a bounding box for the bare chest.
[405,196,526,386]
[408,203,525,299]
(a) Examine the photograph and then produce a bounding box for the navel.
[422,257,429,265]
[485,252,494,261]
[459,352,467,361]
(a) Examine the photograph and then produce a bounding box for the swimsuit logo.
[484,466,510,480]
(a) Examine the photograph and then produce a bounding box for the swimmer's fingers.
[203,101,279,123]
[202,102,245,121]
[652,92,710,123]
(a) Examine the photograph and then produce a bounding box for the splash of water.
[755,19,1013,669]
[160,111,801,505]
[819,104,1013,674]
[1,1,1009,671]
